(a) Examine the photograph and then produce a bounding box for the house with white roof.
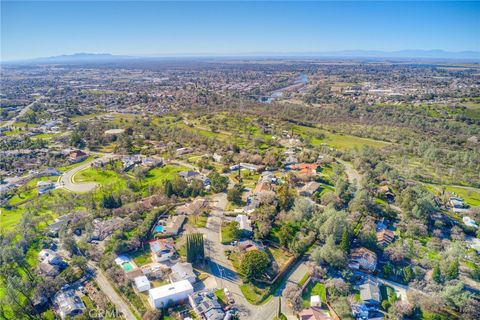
[133,275,151,292]
[235,214,252,233]
[148,280,194,309]
[171,262,196,284]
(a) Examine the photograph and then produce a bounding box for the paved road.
[337,159,362,190]
[204,192,310,320]
[91,265,137,320]
[0,99,38,129]
[205,193,256,318]
[59,154,114,192]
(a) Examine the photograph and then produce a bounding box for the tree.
[446,260,459,281]
[340,228,350,253]
[186,233,205,265]
[283,283,302,313]
[221,221,241,244]
[164,180,174,197]
[403,265,413,283]
[208,172,229,193]
[227,184,243,205]
[239,250,270,281]
[277,184,294,211]
[432,263,442,283]
[312,235,347,269]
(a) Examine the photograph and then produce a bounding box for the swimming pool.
[122,262,134,272]
[154,225,164,233]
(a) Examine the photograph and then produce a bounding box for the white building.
[235,214,253,232]
[148,280,194,309]
[133,275,151,292]
[171,262,196,284]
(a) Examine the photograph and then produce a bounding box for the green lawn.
[143,165,188,187]
[425,184,480,207]
[293,125,389,150]
[189,213,208,228]
[302,282,327,308]
[215,289,228,305]
[131,248,152,267]
[239,283,271,305]
[75,167,127,191]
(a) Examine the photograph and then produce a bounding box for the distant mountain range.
[5,50,480,64]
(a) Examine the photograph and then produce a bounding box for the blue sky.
[1,1,479,60]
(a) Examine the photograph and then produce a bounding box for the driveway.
[337,159,362,190]
[90,265,137,320]
[204,192,311,320]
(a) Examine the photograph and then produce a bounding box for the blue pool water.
[155,225,164,233]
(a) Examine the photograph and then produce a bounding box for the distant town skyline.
[1,1,479,61]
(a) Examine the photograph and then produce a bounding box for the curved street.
[59,154,115,193]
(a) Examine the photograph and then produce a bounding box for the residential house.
[38,262,61,277]
[133,275,151,292]
[155,215,186,236]
[291,163,319,177]
[349,247,377,272]
[189,290,225,320]
[122,155,142,171]
[230,163,263,172]
[150,238,176,262]
[142,157,162,168]
[450,197,465,209]
[68,150,88,163]
[39,167,61,177]
[298,307,331,320]
[148,280,194,309]
[377,185,395,203]
[171,262,196,284]
[463,216,478,229]
[376,229,395,247]
[254,181,271,194]
[359,277,381,306]
[179,170,199,180]
[176,198,207,216]
[90,217,124,241]
[47,212,88,237]
[310,295,322,307]
[37,180,55,194]
[260,171,277,184]
[235,214,253,233]
[237,240,264,252]
[53,290,86,320]
[38,249,64,266]
[284,150,298,165]
[212,153,222,162]
[299,181,320,197]
[176,147,192,155]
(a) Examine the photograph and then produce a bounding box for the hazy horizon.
[2,1,479,61]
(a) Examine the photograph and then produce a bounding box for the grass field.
[143,165,188,187]
[7,176,58,206]
[1,188,72,234]
[75,167,127,191]
[425,184,480,207]
[293,125,389,150]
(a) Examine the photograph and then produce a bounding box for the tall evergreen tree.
[432,263,442,283]
[340,228,350,253]
[186,233,205,265]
